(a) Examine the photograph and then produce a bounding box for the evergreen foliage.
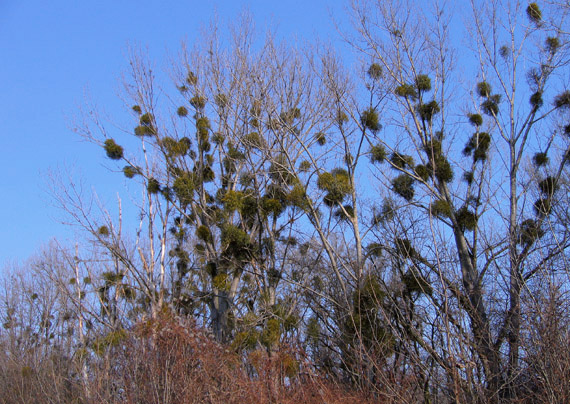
[468,113,483,126]
[147,177,160,194]
[533,152,549,167]
[463,132,491,162]
[519,218,544,245]
[173,174,195,207]
[177,106,188,117]
[417,100,440,121]
[414,164,429,181]
[370,144,386,163]
[394,83,417,98]
[103,139,124,160]
[481,94,501,115]
[123,165,139,178]
[526,2,542,24]
[390,152,414,169]
[530,91,543,109]
[538,176,559,196]
[415,74,432,92]
[360,108,381,132]
[545,36,560,54]
[455,206,477,231]
[367,63,383,80]
[554,91,570,109]
[317,168,352,206]
[476,81,492,97]
[391,174,414,201]
[430,199,452,218]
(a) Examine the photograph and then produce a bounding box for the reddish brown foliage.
[89,313,379,404]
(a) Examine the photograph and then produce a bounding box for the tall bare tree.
[344,0,570,401]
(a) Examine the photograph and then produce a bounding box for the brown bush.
[517,288,570,404]
[88,313,379,404]
[0,348,83,404]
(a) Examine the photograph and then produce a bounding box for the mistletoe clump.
[431,153,454,183]
[269,155,296,186]
[334,204,355,221]
[262,196,285,217]
[554,91,570,109]
[299,160,312,172]
[368,63,383,80]
[414,164,430,181]
[214,93,228,109]
[288,184,309,211]
[185,71,198,86]
[317,168,352,206]
[395,238,417,259]
[526,2,542,25]
[402,270,432,295]
[415,74,432,92]
[336,110,349,126]
[315,132,326,146]
[534,198,552,216]
[431,199,452,218]
[190,95,206,110]
[391,174,415,201]
[463,171,474,185]
[104,139,123,160]
[98,226,110,236]
[123,165,139,178]
[177,106,189,117]
[477,81,492,98]
[134,113,156,136]
[417,100,440,121]
[476,82,502,116]
[147,178,161,194]
[360,108,381,132]
[161,137,191,157]
[482,95,501,116]
[196,225,212,243]
[532,152,549,167]
[518,219,544,245]
[546,37,561,54]
[468,113,483,127]
[242,132,264,149]
[463,132,491,162]
[456,206,477,232]
[390,152,415,169]
[173,173,195,207]
[220,224,251,260]
[538,176,559,196]
[395,83,417,98]
[221,190,245,212]
[370,144,387,164]
[530,91,543,109]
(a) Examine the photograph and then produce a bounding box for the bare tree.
[342,0,570,401]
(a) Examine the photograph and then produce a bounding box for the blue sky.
[0,0,345,265]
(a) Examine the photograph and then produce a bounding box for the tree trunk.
[211,290,231,343]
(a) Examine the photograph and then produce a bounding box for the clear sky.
[0,0,346,265]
